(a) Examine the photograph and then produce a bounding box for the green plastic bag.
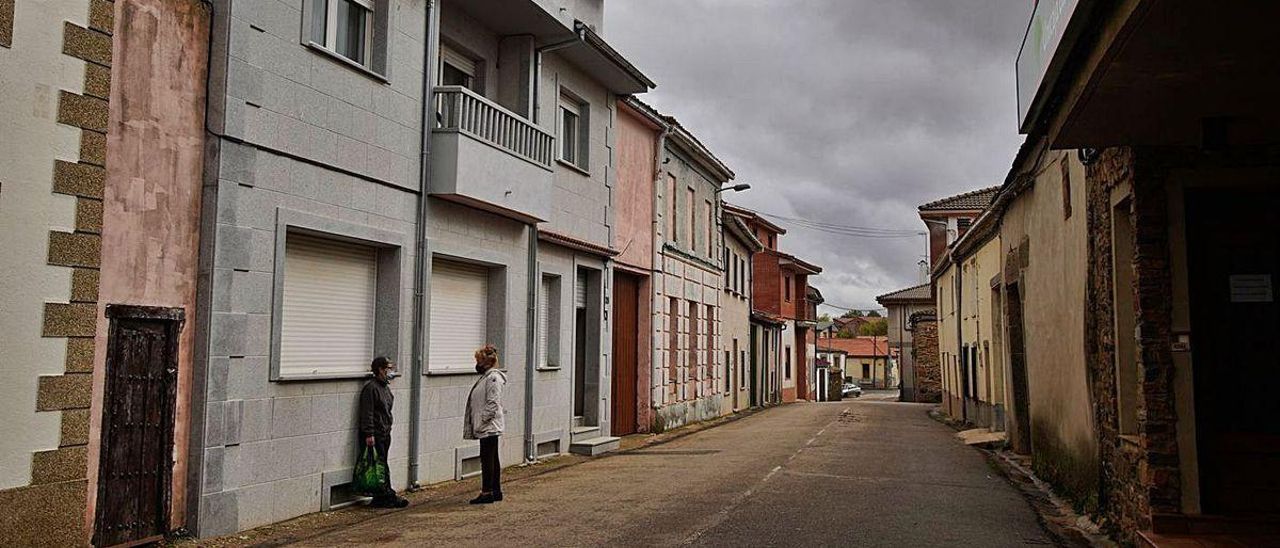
[353,446,388,496]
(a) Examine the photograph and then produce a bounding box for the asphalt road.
[290,400,1054,547]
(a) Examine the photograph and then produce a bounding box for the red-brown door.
[611,273,640,436]
[94,305,183,547]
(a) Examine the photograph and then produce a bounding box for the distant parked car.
[842,383,862,398]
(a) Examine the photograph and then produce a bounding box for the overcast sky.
[606,0,1032,313]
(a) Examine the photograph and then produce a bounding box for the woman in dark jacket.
[464,345,507,504]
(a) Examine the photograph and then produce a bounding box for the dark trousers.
[480,435,501,494]
[360,434,396,501]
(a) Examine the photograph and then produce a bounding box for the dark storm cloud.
[606,0,1031,310]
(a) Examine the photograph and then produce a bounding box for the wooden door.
[1187,189,1280,516]
[94,305,183,547]
[1005,284,1032,455]
[611,273,640,436]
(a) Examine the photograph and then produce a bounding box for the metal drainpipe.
[523,226,538,462]
[407,0,439,489]
[955,255,966,423]
[651,123,670,420]
[532,28,586,124]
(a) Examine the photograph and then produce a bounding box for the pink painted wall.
[614,103,659,271]
[85,0,209,536]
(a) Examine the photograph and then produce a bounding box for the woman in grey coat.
[464,344,506,504]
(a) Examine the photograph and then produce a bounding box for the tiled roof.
[817,336,890,358]
[918,186,1000,212]
[876,283,933,303]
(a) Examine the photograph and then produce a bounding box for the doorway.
[573,268,602,426]
[1005,282,1032,455]
[93,305,184,548]
[1186,188,1280,516]
[611,272,641,436]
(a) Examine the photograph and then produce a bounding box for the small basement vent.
[537,439,561,459]
[459,455,482,479]
[327,482,365,510]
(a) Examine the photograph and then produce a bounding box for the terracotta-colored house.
[725,204,823,403]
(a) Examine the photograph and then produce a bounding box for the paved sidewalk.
[262,400,1055,547]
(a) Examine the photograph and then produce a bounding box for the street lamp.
[715,183,751,193]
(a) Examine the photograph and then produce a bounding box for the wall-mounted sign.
[1016,0,1088,132]
[1229,274,1273,303]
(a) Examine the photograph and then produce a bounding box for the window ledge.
[425,368,480,377]
[556,158,591,177]
[304,41,389,84]
[1119,434,1141,448]
[273,371,372,382]
[536,366,562,372]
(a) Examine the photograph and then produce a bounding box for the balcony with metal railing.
[429,85,554,223]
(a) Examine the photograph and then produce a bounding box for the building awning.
[539,230,619,257]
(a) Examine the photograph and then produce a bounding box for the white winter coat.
[463,368,506,439]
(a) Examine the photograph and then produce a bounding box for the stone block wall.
[910,311,941,403]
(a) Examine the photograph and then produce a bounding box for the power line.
[744,208,923,239]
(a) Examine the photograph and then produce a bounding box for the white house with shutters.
[191,0,652,537]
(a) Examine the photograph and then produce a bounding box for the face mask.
[475,362,487,374]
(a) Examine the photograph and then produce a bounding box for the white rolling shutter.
[575,271,587,309]
[279,233,377,377]
[429,259,489,373]
[538,277,552,368]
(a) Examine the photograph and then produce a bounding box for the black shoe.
[469,493,496,505]
[391,496,409,508]
[493,491,503,502]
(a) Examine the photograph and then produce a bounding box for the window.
[785,346,792,380]
[440,44,480,92]
[724,350,732,393]
[279,233,377,378]
[784,275,792,302]
[429,258,491,373]
[957,217,972,235]
[667,174,678,242]
[308,0,375,68]
[668,297,679,396]
[863,362,871,380]
[740,349,748,386]
[559,92,588,170]
[1061,157,1073,219]
[706,304,715,386]
[768,234,775,248]
[689,301,700,391]
[686,188,695,249]
[704,200,713,256]
[538,275,561,369]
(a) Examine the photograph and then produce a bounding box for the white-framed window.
[704,200,713,257]
[559,91,588,170]
[308,0,375,67]
[429,258,491,374]
[538,275,562,369]
[279,233,378,378]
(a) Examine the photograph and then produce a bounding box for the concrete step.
[570,425,600,443]
[569,436,620,457]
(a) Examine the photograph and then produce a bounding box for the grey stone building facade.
[192,0,651,537]
[651,123,736,432]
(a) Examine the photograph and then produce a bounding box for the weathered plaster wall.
[613,104,656,272]
[910,312,941,403]
[652,253,723,431]
[84,0,210,532]
[720,235,752,413]
[1000,149,1098,506]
